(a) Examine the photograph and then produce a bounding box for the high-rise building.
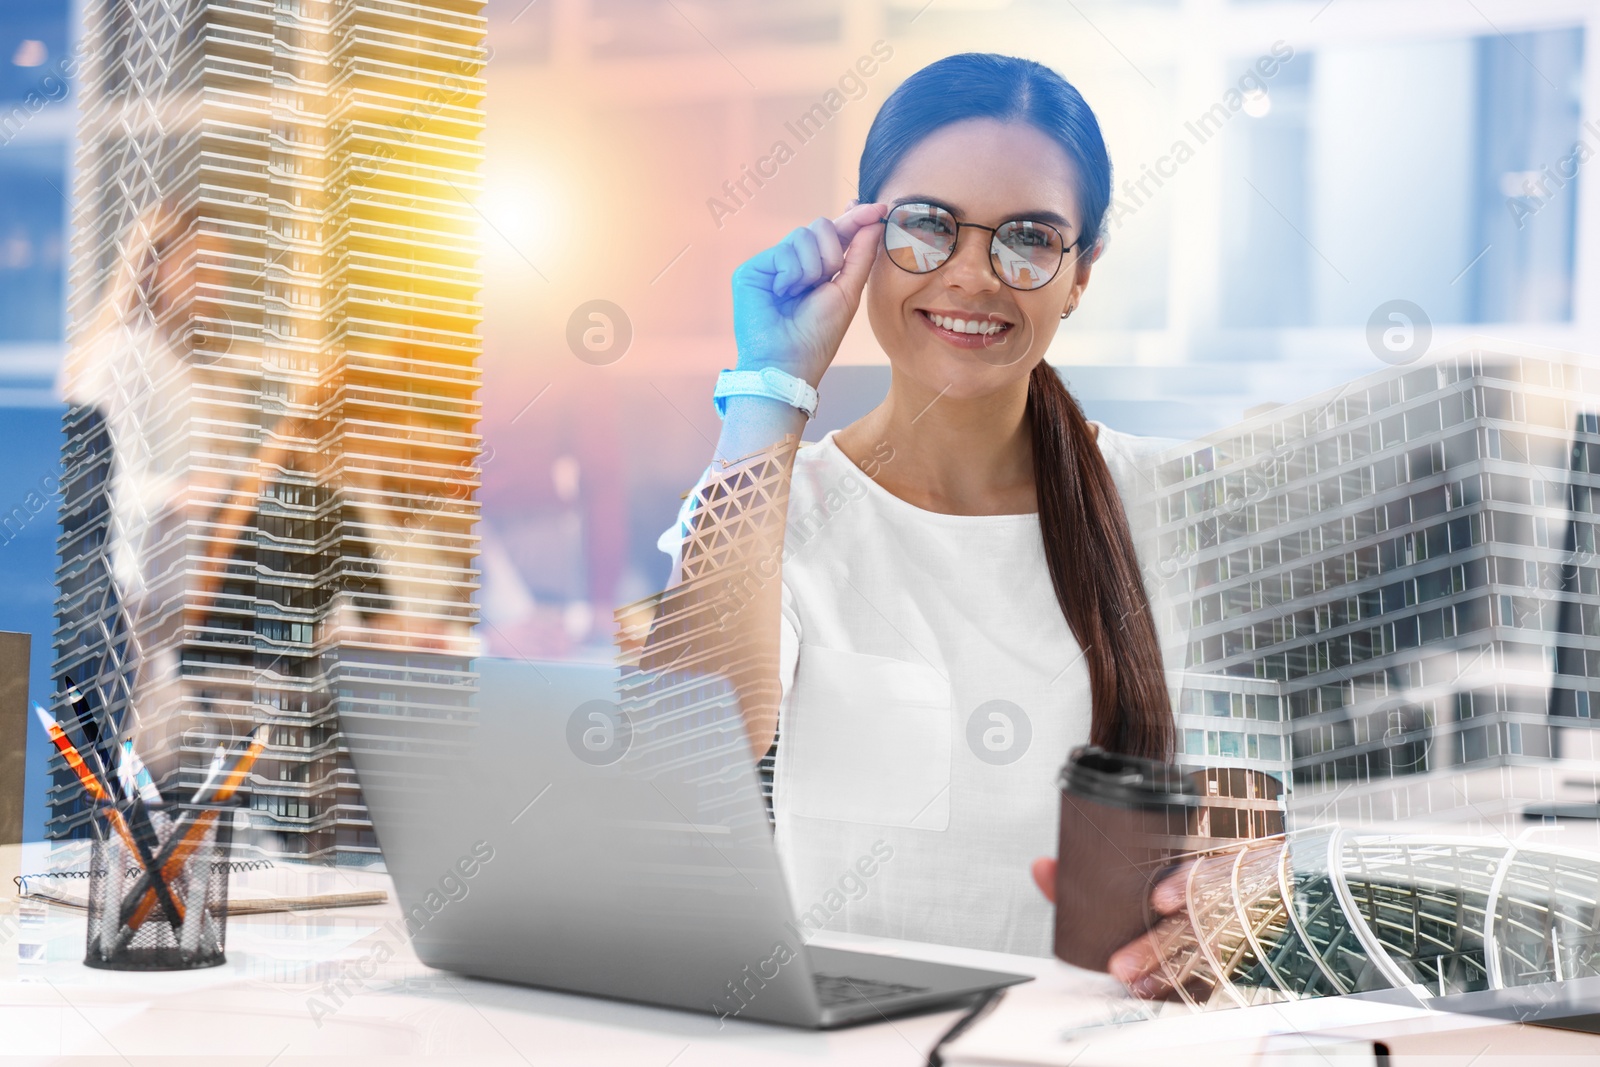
[1146,342,1600,825]
[51,0,487,861]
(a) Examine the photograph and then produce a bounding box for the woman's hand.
[731,202,885,388]
[1031,856,1192,999]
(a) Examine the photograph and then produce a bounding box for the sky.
[0,0,71,842]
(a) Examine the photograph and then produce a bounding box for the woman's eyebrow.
[888,195,1075,232]
[1017,208,1074,231]
[889,194,959,213]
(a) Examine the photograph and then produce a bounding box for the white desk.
[1,856,1065,1066]
[4,855,1600,1065]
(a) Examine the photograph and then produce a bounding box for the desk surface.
[4,852,1600,1066]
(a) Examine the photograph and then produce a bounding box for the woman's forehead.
[877,118,1080,223]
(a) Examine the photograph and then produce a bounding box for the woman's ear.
[1068,259,1095,306]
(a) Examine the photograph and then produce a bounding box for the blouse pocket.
[781,644,953,831]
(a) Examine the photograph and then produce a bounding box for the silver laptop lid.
[347,657,826,1025]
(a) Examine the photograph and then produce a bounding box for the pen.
[118,738,164,806]
[192,742,227,804]
[33,704,187,928]
[119,728,266,933]
[62,676,100,747]
[114,733,174,901]
[33,701,107,844]
[120,730,264,932]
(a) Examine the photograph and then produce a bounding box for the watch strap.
[713,367,818,419]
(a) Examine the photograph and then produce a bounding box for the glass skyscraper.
[49,0,487,861]
[1147,343,1600,825]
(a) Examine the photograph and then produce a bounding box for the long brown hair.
[1027,363,1173,759]
[859,53,1174,759]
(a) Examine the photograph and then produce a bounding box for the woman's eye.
[901,212,952,234]
[1006,226,1051,248]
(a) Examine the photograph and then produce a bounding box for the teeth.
[929,313,1007,335]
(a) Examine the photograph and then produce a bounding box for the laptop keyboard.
[812,972,931,1008]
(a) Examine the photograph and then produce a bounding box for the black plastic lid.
[1057,745,1200,808]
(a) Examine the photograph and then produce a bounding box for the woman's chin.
[897,345,1034,400]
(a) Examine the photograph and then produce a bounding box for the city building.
[50,0,487,861]
[1161,828,1600,1007]
[1147,341,1600,826]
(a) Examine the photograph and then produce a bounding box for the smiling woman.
[632,52,1184,960]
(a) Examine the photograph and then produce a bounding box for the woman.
[655,52,1186,975]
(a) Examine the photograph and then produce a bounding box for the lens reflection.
[882,203,1064,290]
[884,203,956,274]
[992,220,1062,290]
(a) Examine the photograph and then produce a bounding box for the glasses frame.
[879,202,1080,292]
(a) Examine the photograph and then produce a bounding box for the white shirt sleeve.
[655,462,715,582]
[655,464,801,709]
[778,580,800,712]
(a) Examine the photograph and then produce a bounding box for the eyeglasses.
[880,202,1076,292]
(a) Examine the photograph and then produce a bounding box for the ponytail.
[1027,362,1173,759]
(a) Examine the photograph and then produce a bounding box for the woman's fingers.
[770,242,801,297]
[1030,857,1057,904]
[807,215,845,281]
[1151,863,1191,916]
[833,201,886,246]
[736,203,883,303]
[832,211,882,307]
[1106,865,1193,998]
[786,226,823,294]
[1107,928,1176,999]
[1107,930,1161,986]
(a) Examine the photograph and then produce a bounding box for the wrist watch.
[713,366,819,419]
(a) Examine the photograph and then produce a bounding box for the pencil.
[32,704,187,928]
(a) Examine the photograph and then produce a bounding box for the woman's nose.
[941,230,1001,293]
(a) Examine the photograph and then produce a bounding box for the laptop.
[343,656,1032,1029]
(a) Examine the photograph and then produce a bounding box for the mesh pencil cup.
[83,799,236,970]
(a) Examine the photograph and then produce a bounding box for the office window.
[1472,28,1585,322]
[1219,52,1312,328]
[1221,26,1584,329]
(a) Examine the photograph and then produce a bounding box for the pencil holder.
[83,800,236,970]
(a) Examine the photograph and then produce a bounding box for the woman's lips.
[916,308,1015,350]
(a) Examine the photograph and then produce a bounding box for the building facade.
[1147,342,1600,825]
[51,0,486,861]
[1156,829,1600,1008]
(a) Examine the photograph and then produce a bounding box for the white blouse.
[658,422,1182,956]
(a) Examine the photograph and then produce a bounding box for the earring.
[1060,301,1077,320]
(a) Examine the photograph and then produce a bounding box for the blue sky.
[0,1,72,841]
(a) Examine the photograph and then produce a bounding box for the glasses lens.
[992,221,1064,290]
[884,203,956,274]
